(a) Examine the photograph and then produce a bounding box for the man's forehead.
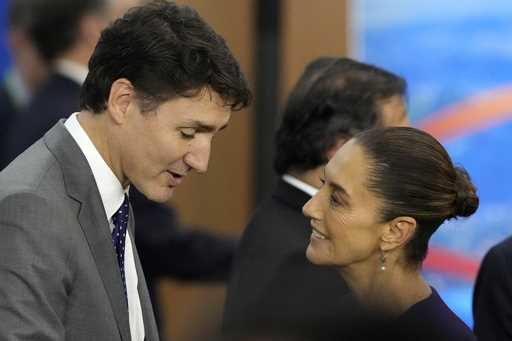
[178,101,231,129]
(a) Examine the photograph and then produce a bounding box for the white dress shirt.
[282,174,319,197]
[65,113,145,341]
[4,68,30,109]
[55,59,89,85]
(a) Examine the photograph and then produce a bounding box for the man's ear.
[326,137,349,160]
[380,216,417,252]
[107,78,136,124]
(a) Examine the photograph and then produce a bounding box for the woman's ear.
[106,78,135,124]
[380,216,417,252]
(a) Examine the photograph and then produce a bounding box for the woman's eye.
[180,129,196,138]
[329,194,345,208]
[329,195,340,207]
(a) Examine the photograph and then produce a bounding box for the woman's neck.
[339,258,432,317]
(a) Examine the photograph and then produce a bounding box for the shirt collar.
[55,59,89,85]
[4,68,30,109]
[282,174,319,197]
[64,113,128,221]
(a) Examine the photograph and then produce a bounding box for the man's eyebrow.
[184,120,228,132]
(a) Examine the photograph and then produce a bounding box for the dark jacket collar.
[272,177,312,211]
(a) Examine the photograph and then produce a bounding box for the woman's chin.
[306,243,329,265]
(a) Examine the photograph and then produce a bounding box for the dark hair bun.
[453,167,479,218]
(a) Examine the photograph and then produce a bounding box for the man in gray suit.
[0,1,251,340]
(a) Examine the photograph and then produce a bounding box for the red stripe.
[423,247,480,281]
[417,85,512,140]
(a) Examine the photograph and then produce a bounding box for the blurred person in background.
[0,0,49,169]
[473,236,512,340]
[5,0,138,160]
[223,57,408,340]
[302,127,478,340]
[3,0,239,330]
[0,1,250,340]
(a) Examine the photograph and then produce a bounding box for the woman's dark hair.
[81,0,251,113]
[355,127,479,264]
[274,57,406,175]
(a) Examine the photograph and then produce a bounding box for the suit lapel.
[128,205,160,341]
[44,122,131,341]
[78,193,131,341]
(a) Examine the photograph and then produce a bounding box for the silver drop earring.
[379,250,387,271]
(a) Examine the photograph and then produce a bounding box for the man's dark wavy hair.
[274,57,406,175]
[80,0,251,113]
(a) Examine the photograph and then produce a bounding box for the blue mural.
[0,0,11,78]
[352,0,512,326]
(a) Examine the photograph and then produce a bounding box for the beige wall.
[281,0,348,104]
[171,0,255,235]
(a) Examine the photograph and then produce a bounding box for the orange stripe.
[417,86,512,140]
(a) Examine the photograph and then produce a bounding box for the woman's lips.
[311,227,328,240]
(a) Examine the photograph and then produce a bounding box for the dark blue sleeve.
[132,187,235,282]
[473,241,512,340]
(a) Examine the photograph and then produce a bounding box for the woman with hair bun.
[303,127,478,340]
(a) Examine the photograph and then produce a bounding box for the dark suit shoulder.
[241,193,310,250]
[0,84,18,169]
[231,193,309,295]
[5,74,81,163]
[29,73,80,107]
[473,235,512,340]
[224,182,352,336]
[487,235,512,259]
[23,73,80,127]
[0,84,16,121]
[475,236,512,285]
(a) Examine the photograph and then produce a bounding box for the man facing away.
[223,57,408,340]
[4,0,138,161]
[473,236,512,340]
[0,1,250,340]
[0,0,49,169]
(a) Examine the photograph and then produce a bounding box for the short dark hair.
[80,0,251,113]
[27,0,107,62]
[274,57,406,175]
[355,127,479,264]
[7,0,36,30]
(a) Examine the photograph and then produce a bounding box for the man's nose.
[184,140,211,173]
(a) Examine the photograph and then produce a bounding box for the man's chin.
[140,186,175,203]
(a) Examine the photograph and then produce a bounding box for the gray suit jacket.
[0,122,159,340]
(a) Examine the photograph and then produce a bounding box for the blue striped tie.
[112,194,129,301]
